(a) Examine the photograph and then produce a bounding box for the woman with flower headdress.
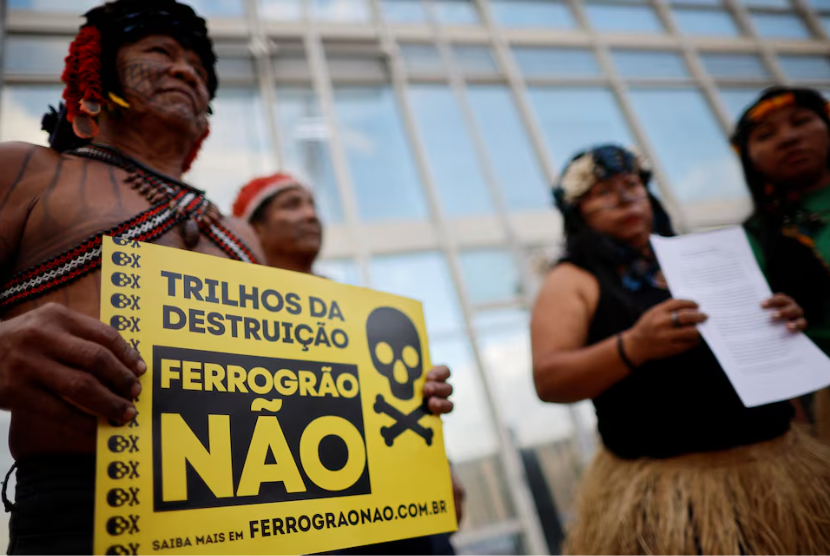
[733,86,830,441]
[530,143,830,554]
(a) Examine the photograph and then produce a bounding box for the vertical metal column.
[246,0,284,167]
[371,0,550,552]
[302,14,373,286]
[724,0,791,84]
[568,0,691,233]
[477,0,602,468]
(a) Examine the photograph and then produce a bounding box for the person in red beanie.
[0,1,263,553]
[233,174,465,554]
[233,172,322,275]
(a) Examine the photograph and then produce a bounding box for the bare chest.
[12,157,229,276]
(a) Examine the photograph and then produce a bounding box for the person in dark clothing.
[530,144,830,554]
[732,86,830,438]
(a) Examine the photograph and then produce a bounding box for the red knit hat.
[232,172,310,221]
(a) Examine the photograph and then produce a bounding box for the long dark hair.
[552,145,675,315]
[732,86,830,323]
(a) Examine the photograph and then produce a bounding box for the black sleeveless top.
[569,260,793,460]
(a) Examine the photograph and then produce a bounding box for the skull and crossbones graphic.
[366,307,433,447]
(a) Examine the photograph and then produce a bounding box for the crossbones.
[374,394,433,446]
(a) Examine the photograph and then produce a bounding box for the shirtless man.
[0,2,451,553]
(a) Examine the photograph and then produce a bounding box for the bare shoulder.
[0,142,60,191]
[223,215,266,263]
[0,143,62,277]
[541,262,599,301]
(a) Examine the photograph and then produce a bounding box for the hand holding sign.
[0,303,144,424]
[424,365,453,415]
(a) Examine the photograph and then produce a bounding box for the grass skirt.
[563,427,830,555]
[814,388,830,445]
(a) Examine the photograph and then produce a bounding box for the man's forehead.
[274,186,314,203]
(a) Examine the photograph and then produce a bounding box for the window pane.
[513,47,601,78]
[311,0,371,21]
[333,87,429,221]
[186,0,246,16]
[3,36,70,75]
[490,0,577,29]
[460,250,521,304]
[740,0,790,6]
[778,55,830,81]
[432,336,500,461]
[400,44,445,74]
[187,88,276,214]
[475,309,578,447]
[700,53,769,79]
[751,13,811,38]
[718,87,764,122]
[467,85,550,211]
[216,55,257,82]
[673,8,740,36]
[452,45,499,75]
[628,88,745,202]
[586,5,665,33]
[314,259,362,285]
[612,50,689,79]
[409,86,495,216]
[274,87,344,225]
[7,0,100,11]
[0,85,63,145]
[381,0,428,22]
[433,0,480,24]
[370,252,464,336]
[669,0,722,5]
[258,0,303,20]
[528,87,635,170]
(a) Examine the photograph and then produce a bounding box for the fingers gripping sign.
[0,303,145,424]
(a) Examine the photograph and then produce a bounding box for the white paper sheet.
[650,226,830,407]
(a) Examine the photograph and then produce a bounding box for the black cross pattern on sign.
[111,294,141,311]
[111,273,141,289]
[106,515,140,536]
[112,237,141,249]
[111,252,141,268]
[107,487,140,508]
[105,543,139,555]
[107,460,140,480]
[110,315,140,333]
[108,435,139,454]
[129,339,140,351]
[373,394,433,446]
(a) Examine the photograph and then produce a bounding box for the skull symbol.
[366,307,423,401]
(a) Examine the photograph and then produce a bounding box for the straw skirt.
[563,427,830,555]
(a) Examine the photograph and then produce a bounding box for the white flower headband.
[558,145,653,204]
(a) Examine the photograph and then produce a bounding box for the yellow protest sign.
[95,236,456,555]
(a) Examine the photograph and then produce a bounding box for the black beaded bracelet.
[617,334,638,372]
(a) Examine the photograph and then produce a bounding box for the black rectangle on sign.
[152,345,370,512]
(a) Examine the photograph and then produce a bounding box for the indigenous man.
[732,87,830,439]
[234,174,465,555]
[0,2,451,553]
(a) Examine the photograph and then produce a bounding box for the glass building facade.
[1,0,829,552]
